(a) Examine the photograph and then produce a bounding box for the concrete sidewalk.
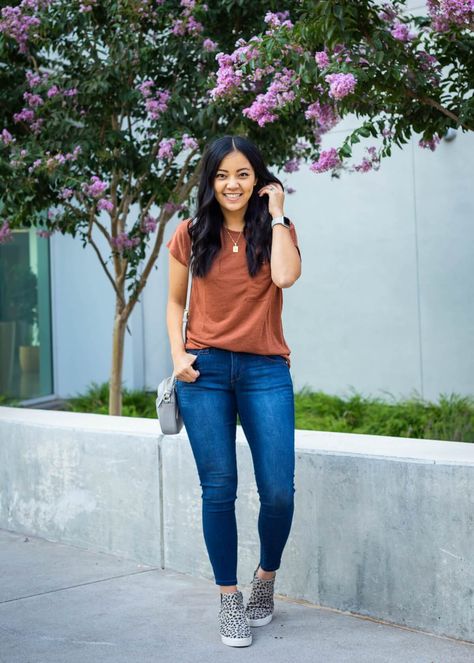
[0,529,473,663]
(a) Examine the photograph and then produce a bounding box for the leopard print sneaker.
[219,590,252,647]
[245,565,275,627]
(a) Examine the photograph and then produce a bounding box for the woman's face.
[213,150,257,214]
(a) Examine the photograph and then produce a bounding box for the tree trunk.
[109,306,127,416]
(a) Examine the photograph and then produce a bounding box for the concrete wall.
[1,406,473,643]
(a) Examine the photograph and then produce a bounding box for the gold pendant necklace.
[224,226,243,252]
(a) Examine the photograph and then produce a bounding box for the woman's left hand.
[258,183,285,219]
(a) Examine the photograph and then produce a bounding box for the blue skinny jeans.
[175,347,295,586]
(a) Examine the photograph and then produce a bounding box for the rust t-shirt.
[166,218,301,368]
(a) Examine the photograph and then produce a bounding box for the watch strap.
[271,215,291,228]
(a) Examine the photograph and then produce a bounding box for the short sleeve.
[166,219,192,267]
[289,221,301,261]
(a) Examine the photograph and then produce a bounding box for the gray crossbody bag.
[156,223,194,434]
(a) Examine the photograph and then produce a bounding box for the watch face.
[283,216,291,227]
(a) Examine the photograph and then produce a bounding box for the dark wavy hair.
[188,135,283,278]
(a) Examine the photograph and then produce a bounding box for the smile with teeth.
[224,193,243,199]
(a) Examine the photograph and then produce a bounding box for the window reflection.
[0,229,53,400]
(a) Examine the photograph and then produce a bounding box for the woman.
[165,135,302,648]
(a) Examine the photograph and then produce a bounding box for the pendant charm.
[233,245,239,253]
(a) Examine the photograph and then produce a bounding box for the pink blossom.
[427,0,474,31]
[59,188,74,199]
[209,53,243,99]
[13,108,35,123]
[242,68,298,127]
[0,128,14,145]
[146,90,170,120]
[230,39,260,65]
[47,85,60,97]
[283,158,300,173]
[182,133,198,150]
[286,186,296,194]
[64,145,82,161]
[391,22,416,41]
[294,140,310,154]
[0,220,13,244]
[309,148,341,173]
[63,87,78,97]
[203,38,218,52]
[187,15,203,34]
[315,51,330,68]
[158,138,176,160]
[97,198,114,212]
[325,73,357,100]
[23,91,43,107]
[353,146,381,172]
[111,232,140,252]
[163,202,185,214]
[171,18,186,36]
[416,50,440,71]
[79,0,96,12]
[304,101,339,132]
[263,10,293,30]
[141,214,157,232]
[26,70,42,87]
[0,3,42,53]
[36,229,53,238]
[83,175,108,197]
[138,80,154,98]
[30,119,43,134]
[418,134,441,150]
[377,4,398,22]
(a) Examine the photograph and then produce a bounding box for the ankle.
[220,585,238,594]
[256,565,276,580]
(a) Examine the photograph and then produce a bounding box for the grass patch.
[294,387,474,442]
[65,381,157,418]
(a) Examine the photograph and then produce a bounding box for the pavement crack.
[0,567,161,604]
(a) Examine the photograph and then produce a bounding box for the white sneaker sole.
[221,634,252,647]
[246,613,273,627]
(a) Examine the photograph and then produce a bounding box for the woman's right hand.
[173,351,201,382]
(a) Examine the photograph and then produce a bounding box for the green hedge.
[2,384,473,442]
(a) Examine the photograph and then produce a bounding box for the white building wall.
[49,231,137,398]
[142,128,474,403]
[49,129,473,403]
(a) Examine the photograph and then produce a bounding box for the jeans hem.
[216,580,238,586]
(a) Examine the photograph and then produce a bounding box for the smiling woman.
[165,134,302,649]
[213,152,256,229]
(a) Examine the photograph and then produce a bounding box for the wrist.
[271,211,285,220]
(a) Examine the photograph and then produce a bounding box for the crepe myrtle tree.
[209,1,474,176]
[0,0,311,415]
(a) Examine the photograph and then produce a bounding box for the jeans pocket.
[186,348,210,356]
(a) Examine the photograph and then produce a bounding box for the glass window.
[0,228,53,400]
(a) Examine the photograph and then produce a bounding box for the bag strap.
[182,216,196,344]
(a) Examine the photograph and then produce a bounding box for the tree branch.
[86,208,126,307]
[121,158,203,322]
[405,88,472,131]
